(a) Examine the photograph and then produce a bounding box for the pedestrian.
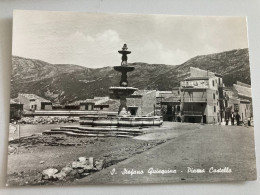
[236,113,241,126]
[231,112,235,125]
[225,118,229,126]
[248,117,251,126]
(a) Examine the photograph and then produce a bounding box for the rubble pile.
[42,157,105,181]
[19,116,78,124]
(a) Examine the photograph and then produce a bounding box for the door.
[129,107,137,116]
[203,115,207,124]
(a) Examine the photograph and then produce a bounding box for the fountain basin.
[109,86,138,99]
[118,50,131,55]
[79,115,163,127]
[114,66,135,72]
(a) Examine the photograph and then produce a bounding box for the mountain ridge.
[11,48,251,104]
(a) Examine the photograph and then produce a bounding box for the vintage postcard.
[7,10,256,186]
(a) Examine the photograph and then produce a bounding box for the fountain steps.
[59,126,143,133]
[42,126,144,138]
[43,130,136,138]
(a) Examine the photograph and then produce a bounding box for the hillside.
[11,48,251,103]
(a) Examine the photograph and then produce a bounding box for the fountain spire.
[115,44,134,87]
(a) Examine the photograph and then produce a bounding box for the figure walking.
[236,113,241,126]
[247,117,251,126]
[231,112,235,125]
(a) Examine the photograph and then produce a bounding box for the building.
[126,90,157,116]
[156,89,181,121]
[10,99,23,121]
[67,90,156,116]
[17,93,52,111]
[78,97,120,111]
[234,82,253,121]
[180,67,223,124]
[64,97,120,112]
[223,81,253,123]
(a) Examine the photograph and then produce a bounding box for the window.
[167,105,172,114]
[188,92,193,102]
[41,103,45,110]
[225,100,228,107]
[234,104,239,112]
[87,104,93,110]
[212,80,215,87]
[213,93,215,99]
[214,106,216,112]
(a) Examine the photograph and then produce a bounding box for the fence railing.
[182,111,203,115]
[181,98,207,102]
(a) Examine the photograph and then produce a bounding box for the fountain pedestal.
[109,86,137,115]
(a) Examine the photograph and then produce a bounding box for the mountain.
[11,48,251,104]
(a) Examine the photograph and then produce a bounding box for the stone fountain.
[43,44,162,138]
[109,44,138,116]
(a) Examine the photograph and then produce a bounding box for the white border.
[0,0,259,194]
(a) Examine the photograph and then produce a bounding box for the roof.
[184,76,210,81]
[131,90,155,97]
[93,97,109,100]
[156,91,171,97]
[95,99,120,106]
[233,84,252,98]
[19,93,51,102]
[236,81,251,88]
[75,97,111,105]
[10,98,20,104]
[189,67,222,78]
[240,99,251,104]
[80,99,99,104]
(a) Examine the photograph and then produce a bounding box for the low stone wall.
[19,116,78,124]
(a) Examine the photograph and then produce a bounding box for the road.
[74,123,257,184]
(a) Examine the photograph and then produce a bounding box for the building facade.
[156,89,181,121]
[127,90,157,116]
[17,93,52,111]
[223,81,253,123]
[10,99,23,120]
[180,67,223,124]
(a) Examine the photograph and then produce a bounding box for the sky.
[12,10,249,68]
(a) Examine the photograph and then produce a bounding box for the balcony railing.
[181,97,207,102]
[182,111,203,115]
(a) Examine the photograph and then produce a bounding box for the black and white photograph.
[6,10,256,186]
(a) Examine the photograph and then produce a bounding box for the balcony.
[183,111,203,116]
[181,97,207,103]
